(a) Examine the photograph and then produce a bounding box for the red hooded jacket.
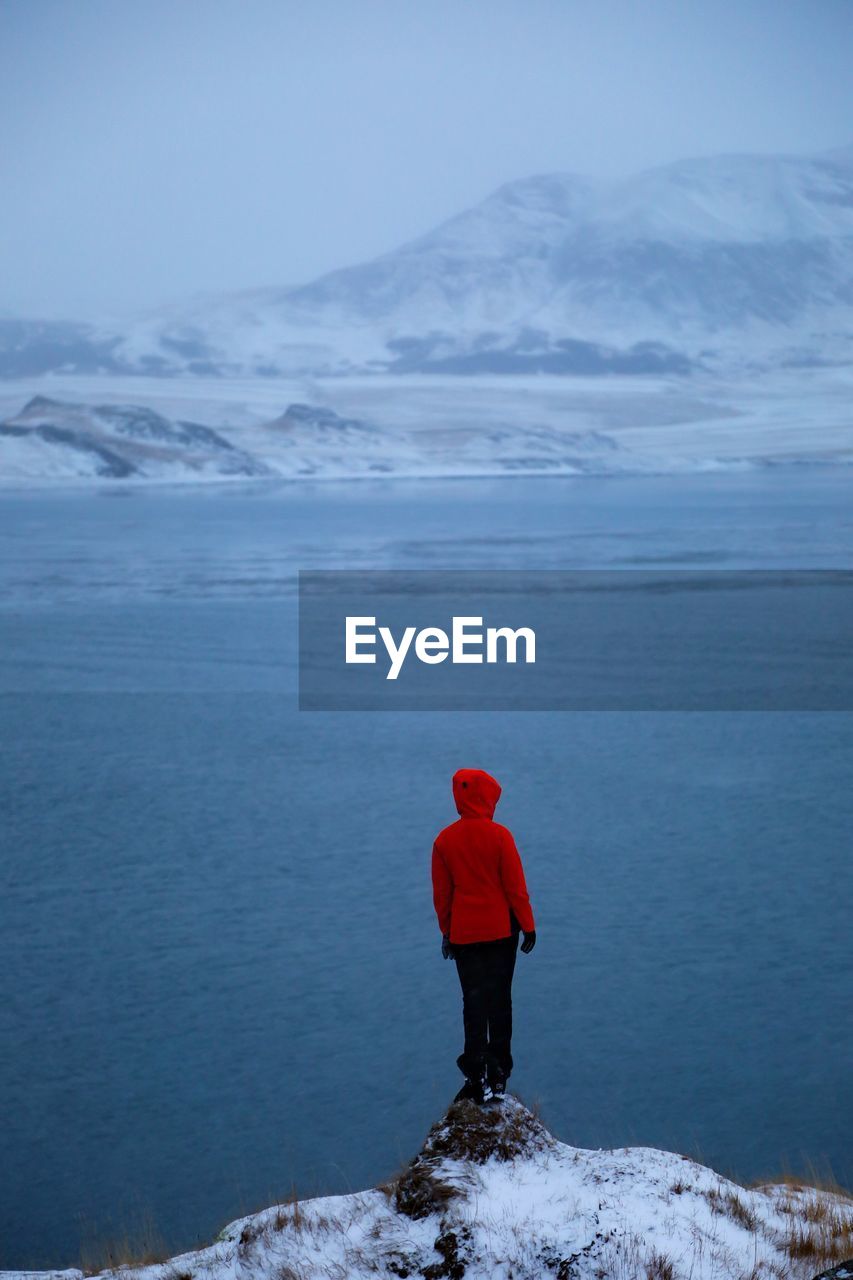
[431,769,535,945]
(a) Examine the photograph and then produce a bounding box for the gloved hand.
[442,934,453,960]
[520,930,537,954]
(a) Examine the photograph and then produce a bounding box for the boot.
[484,1049,508,1099]
[488,1068,508,1097]
[454,1053,493,1105]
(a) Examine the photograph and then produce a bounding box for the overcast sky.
[2,0,852,321]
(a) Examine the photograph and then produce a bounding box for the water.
[1,472,851,1268]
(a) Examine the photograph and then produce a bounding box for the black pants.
[453,932,519,1082]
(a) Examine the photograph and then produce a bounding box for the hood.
[453,768,502,819]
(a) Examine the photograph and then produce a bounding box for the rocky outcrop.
[0,395,270,480]
[8,1095,849,1280]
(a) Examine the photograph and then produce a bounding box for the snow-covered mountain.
[269,141,853,375]
[0,395,268,481]
[3,142,853,380]
[6,1096,850,1280]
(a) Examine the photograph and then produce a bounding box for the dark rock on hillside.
[268,403,376,432]
[0,422,137,477]
[393,1096,557,1220]
[0,396,271,478]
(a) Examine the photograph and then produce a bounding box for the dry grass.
[645,1250,676,1280]
[393,1158,458,1221]
[780,1194,853,1265]
[749,1162,853,1270]
[79,1211,173,1274]
[590,1232,669,1280]
[419,1094,553,1165]
[702,1184,760,1233]
[220,1181,337,1257]
[376,1173,400,1200]
[751,1156,853,1199]
[269,1188,309,1235]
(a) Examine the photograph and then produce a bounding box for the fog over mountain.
[2,141,853,381]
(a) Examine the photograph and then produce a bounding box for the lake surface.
[1,472,851,1268]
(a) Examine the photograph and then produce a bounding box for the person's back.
[432,768,535,944]
[431,768,537,1104]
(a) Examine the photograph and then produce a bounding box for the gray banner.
[298,569,853,710]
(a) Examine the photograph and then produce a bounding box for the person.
[431,768,536,1104]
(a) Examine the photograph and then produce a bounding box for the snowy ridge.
[0,395,269,481]
[0,391,625,483]
[1,366,852,486]
[5,1096,851,1279]
[3,143,853,380]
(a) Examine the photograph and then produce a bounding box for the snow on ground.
[0,366,852,486]
[3,1096,850,1280]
